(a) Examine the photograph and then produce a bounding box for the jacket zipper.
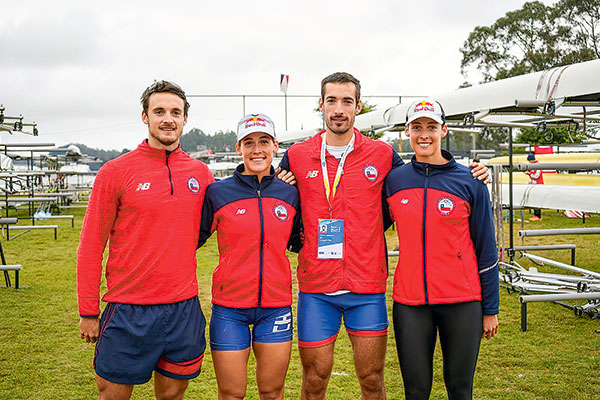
[257,188,265,307]
[166,151,174,195]
[422,166,429,304]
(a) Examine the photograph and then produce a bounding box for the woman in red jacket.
[385,99,499,400]
[198,113,300,400]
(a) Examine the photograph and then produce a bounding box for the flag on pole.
[280,74,289,94]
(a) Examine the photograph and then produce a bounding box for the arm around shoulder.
[198,183,216,248]
[468,161,490,184]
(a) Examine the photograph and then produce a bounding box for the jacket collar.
[233,163,276,189]
[309,128,366,159]
[410,150,457,176]
[137,139,183,159]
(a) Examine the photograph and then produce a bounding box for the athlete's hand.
[276,168,296,186]
[482,314,498,339]
[469,162,490,184]
[79,317,100,343]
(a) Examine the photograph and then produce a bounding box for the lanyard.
[320,132,355,215]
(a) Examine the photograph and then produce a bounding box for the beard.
[326,114,355,135]
[150,128,180,147]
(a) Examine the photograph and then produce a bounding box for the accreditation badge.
[317,219,344,259]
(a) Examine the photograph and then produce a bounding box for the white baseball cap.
[406,98,445,125]
[237,113,276,142]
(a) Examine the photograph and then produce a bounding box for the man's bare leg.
[154,371,189,400]
[349,335,387,400]
[299,342,335,400]
[96,375,134,400]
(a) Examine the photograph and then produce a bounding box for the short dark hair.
[320,72,361,102]
[140,80,190,116]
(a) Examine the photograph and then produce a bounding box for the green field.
[1,207,599,399]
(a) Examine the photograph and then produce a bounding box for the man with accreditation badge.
[279,72,399,399]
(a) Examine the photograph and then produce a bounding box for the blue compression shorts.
[94,297,206,384]
[297,292,388,348]
[210,304,293,351]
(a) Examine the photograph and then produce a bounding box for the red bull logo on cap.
[273,204,289,221]
[436,197,455,216]
[245,117,268,129]
[237,113,275,141]
[414,101,435,113]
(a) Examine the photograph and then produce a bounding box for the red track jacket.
[198,165,300,308]
[77,140,214,317]
[384,151,499,314]
[280,129,403,294]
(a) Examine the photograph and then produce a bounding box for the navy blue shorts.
[94,297,206,384]
[209,304,293,351]
[297,292,388,348]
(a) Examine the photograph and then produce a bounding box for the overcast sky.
[0,0,553,151]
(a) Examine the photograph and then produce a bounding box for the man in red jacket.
[280,72,400,399]
[77,81,214,400]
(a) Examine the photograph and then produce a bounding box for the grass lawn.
[1,207,599,399]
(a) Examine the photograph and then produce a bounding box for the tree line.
[69,129,238,162]
[458,0,600,150]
